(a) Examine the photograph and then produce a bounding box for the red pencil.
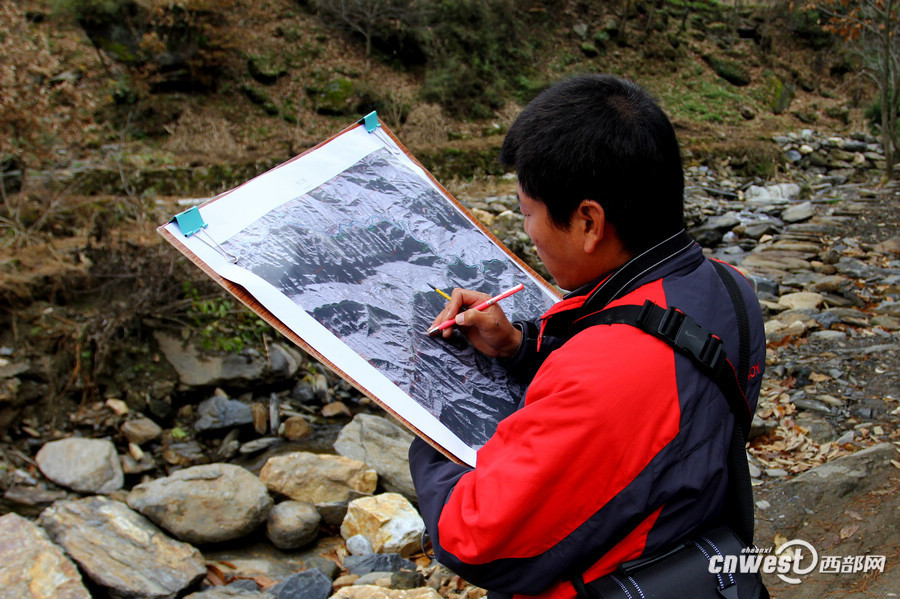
[426,283,525,335]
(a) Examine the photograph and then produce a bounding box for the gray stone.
[266,500,321,550]
[781,201,815,223]
[121,417,163,445]
[777,291,824,311]
[744,183,799,206]
[267,569,333,599]
[35,437,123,494]
[346,533,374,556]
[792,443,896,493]
[834,257,874,278]
[185,588,269,598]
[330,588,441,599]
[38,496,206,599]
[127,463,272,544]
[809,330,847,342]
[334,414,417,500]
[154,331,294,387]
[344,553,417,576]
[0,513,90,599]
[874,300,900,316]
[195,394,254,432]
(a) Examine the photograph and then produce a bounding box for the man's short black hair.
[499,74,684,254]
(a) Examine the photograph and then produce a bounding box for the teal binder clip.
[362,111,380,133]
[173,206,207,236]
[172,206,237,263]
[360,110,400,154]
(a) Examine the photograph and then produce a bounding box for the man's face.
[518,186,590,291]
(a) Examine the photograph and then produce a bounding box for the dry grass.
[163,106,245,162]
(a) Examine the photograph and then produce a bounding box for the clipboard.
[158,113,560,466]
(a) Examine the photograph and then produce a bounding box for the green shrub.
[703,54,751,86]
[417,0,555,119]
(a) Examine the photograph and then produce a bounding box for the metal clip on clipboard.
[172,206,238,263]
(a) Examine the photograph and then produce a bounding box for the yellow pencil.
[429,284,452,301]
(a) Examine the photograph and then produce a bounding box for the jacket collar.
[536,230,699,349]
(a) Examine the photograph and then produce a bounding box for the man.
[408,74,766,598]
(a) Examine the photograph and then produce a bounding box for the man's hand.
[429,288,522,358]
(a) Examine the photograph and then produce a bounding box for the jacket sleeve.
[499,319,565,382]
[408,323,685,594]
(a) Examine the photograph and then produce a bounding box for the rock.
[154,332,297,387]
[2,484,71,515]
[347,533,374,556]
[872,314,900,330]
[195,394,254,433]
[744,183,799,206]
[329,586,442,599]
[266,500,321,550]
[343,553,417,576]
[353,572,392,587]
[780,200,814,223]
[873,236,900,255]
[162,440,210,467]
[259,452,377,505]
[281,415,312,441]
[795,443,895,494]
[334,414,417,500]
[340,493,424,557]
[38,496,206,599]
[267,569,333,599]
[201,538,340,584]
[127,463,272,544]
[121,417,163,445]
[35,437,123,494]
[777,291,824,311]
[185,587,270,598]
[874,300,900,317]
[0,512,91,598]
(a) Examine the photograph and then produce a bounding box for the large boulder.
[127,463,272,544]
[35,437,123,494]
[334,414,417,500]
[259,452,377,505]
[38,496,206,599]
[0,513,90,599]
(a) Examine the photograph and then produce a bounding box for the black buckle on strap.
[638,300,725,375]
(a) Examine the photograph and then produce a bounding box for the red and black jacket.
[409,231,766,598]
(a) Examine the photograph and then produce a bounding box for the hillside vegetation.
[0,0,879,407]
[2,0,871,178]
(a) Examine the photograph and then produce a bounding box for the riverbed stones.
[35,437,123,494]
[259,452,377,505]
[154,333,302,388]
[265,500,321,550]
[121,417,163,445]
[777,291,824,311]
[330,586,442,599]
[195,393,254,432]
[267,569,333,599]
[127,463,272,544]
[38,496,206,599]
[780,200,814,223]
[340,493,424,557]
[334,414,417,500]
[0,513,90,599]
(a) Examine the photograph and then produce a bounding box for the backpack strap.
[569,299,752,438]
[564,261,758,580]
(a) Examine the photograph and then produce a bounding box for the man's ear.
[579,200,606,253]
